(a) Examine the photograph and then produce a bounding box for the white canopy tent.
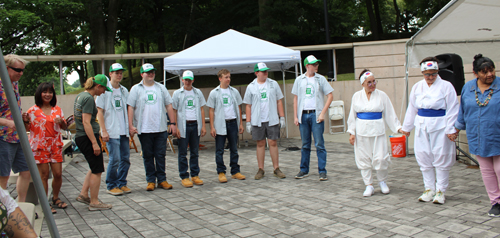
[406,0,500,68]
[404,0,500,161]
[163,29,302,137]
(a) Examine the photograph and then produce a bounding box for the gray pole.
[0,50,60,237]
[59,59,64,95]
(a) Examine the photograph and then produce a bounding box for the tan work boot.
[191,176,204,185]
[158,181,173,190]
[181,178,193,188]
[146,182,155,191]
[231,173,246,180]
[273,168,286,179]
[218,173,228,183]
[120,186,132,193]
[255,168,265,180]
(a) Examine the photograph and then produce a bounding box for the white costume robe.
[347,89,402,185]
[402,76,458,192]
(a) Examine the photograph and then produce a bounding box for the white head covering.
[421,61,438,71]
[360,71,374,85]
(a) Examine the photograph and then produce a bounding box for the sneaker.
[432,190,446,204]
[273,168,286,179]
[488,203,500,217]
[89,202,112,211]
[218,173,228,183]
[379,181,390,194]
[106,188,124,196]
[158,181,173,190]
[146,182,155,191]
[76,195,90,205]
[231,173,246,180]
[181,178,193,188]
[363,185,375,197]
[191,176,204,185]
[120,186,132,193]
[295,171,309,179]
[319,173,328,181]
[418,189,436,202]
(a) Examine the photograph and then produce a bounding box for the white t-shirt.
[303,76,316,110]
[112,88,127,135]
[184,89,197,121]
[221,87,236,120]
[258,82,269,123]
[141,85,162,133]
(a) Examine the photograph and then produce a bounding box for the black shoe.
[295,171,309,179]
[488,203,500,217]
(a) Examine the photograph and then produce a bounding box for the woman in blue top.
[455,54,500,217]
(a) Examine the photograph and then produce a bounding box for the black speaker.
[435,53,465,96]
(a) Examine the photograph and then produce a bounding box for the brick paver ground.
[40,138,496,237]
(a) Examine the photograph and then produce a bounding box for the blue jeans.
[105,135,131,190]
[178,123,200,179]
[299,112,327,174]
[138,131,168,183]
[215,120,240,175]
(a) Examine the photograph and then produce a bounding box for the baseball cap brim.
[183,76,194,80]
[141,68,156,73]
[305,59,322,65]
[255,67,270,72]
[110,68,126,72]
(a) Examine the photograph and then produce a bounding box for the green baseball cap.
[140,63,156,73]
[109,63,127,72]
[93,74,113,92]
[304,55,321,65]
[182,70,194,80]
[254,62,270,72]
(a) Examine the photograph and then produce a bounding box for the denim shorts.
[251,122,280,141]
[0,139,28,176]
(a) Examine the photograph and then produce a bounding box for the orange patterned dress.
[26,105,66,164]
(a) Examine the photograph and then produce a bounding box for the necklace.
[475,88,493,107]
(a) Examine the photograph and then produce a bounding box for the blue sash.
[357,112,382,120]
[417,109,446,117]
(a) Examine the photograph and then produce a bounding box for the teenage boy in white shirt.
[243,63,286,180]
[207,69,246,183]
[172,70,206,188]
[127,63,177,191]
[96,63,131,195]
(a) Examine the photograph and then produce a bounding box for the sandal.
[51,205,57,214]
[52,197,68,209]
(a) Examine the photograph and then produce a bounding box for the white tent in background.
[163,29,302,138]
[404,0,500,162]
[406,0,500,68]
[163,29,301,75]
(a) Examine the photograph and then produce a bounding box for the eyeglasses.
[311,63,319,67]
[8,66,24,73]
[423,73,438,77]
[367,80,378,87]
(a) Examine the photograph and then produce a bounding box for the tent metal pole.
[281,64,288,138]
[295,64,298,78]
[0,49,60,238]
[404,40,411,156]
[59,59,64,95]
[163,70,166,86]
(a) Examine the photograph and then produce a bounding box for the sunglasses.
[423,73,438,77]
[8,66,24,73]
[311,63,320,66]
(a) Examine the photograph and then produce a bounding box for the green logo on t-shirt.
[185,95,195,110]
[115,100,120,107]
[223,97,228,104]
[145,90,158,105]
[261,92,267,99]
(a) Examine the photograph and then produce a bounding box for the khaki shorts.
[251,122,280,141]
